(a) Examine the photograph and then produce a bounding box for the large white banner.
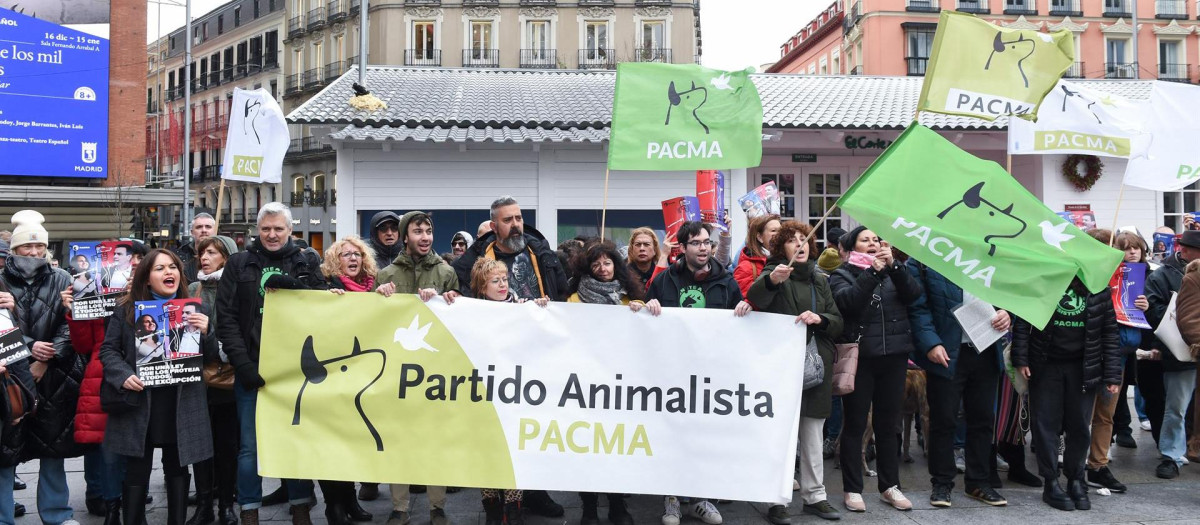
[257,291,806,504]
[1124,81,1200,191]
[1007,79,1148,159]
[221,87,288,183]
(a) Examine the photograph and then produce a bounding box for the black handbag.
[100,378,142,415]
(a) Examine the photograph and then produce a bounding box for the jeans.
[1160,370,1197,465]
[926,345,999,490]
[839,353,907,494]
[83,446,125,502]
[824,397,842,441]
[235,380,315,510]
[1029,359,1094,482]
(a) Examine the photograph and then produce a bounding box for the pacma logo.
[292,336,388,451]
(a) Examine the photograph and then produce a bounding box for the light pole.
[182,0,193,239]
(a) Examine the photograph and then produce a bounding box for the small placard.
[0,329,32,366]
[791,153,818,163]
[72,293,119,321]
[137,355,203,388]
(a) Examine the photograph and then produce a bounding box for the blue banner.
[0,9,109,178]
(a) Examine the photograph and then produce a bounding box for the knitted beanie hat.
[10,210,48,250]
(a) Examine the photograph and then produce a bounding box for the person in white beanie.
[1,210,85,525]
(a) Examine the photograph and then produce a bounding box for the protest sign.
[138,355,204,388]
[1111,263,1151,329]
[661,197,701,243]
[68,242,119,320]
[222,88,289,183]
[738,182,780,219]
[0,329,32,367]
[133,299,204,387]
[257,291,806,504]
[696,170,727,231]
[100,241,135,294]
[1153,232,1176,260]
[1062,205,1096,232]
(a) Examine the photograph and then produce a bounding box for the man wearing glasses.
[368,211,404,271]
[449,232,473,261]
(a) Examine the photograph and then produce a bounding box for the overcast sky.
[148,0,824,71]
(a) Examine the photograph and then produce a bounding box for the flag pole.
[801,202,841,247]
[1110,183,1127,247]
[599,167,610,243]
[214,179,226,228]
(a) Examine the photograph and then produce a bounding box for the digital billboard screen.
[0,2,110,178]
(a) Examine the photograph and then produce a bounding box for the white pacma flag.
[221,88,289,183]
[1124,81,1200,192]
[1008,79,1148,159]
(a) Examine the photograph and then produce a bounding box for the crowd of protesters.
[0,194,1194,525]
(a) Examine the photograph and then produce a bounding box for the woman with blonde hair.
[322,235,379,295]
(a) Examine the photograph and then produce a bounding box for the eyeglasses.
[451,241,467,247]
[339,252,363,260]
[377,224,399,233]
[686,240,716,248]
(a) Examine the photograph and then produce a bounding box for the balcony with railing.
[302,68,324,89]
[579,49,615,69]
[303,136,331,153]
[288,16,304,38]
[331,189,337,206]
[307,7,327,30]
[634,0,671,5]
[405,49,441,67]
[327,0,347,23]
[196,165,221,182]
[849,65,863,75]
[1064,62,1085,78]
[290,192,305,207]
[325,60,351,81]
[956,0,989,14]
[284,74,302,95]
[906,57,928,76]
[286,138,304,156]
[906,0,939,12]
[1103,1,1132,17]
[845,1,862,30]
[579,0,615,6]
[1159,63,1190,82]
[1049,0,1082,16]
[519,0,556,5]
[635,48,672,63]
[520,49,557,69]
[1105,62,1135,79]
[1156,0,1188,19]
[349,0,360,15]
[1004,0,1036,15]
[311,190,328,208]
[463,0,499,5]
[208,70,221,87]
[404,0,441,4]
[463,48,500,68]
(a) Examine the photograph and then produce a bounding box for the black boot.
[123,484,148,525]
[483,497,503,525]
[216,505,237,525]
[342,482,372,522]
[317,481,351,525]
[1042,479,1073,511]
[579,493,600,525]
[607,494,633,525]
[104,497,122,525]
[523,490,563,517]
[168,475,192,525]
[999,442,1042,487]
[504,501,525,525]
[188,460,216,525]
[1067,479,1090,511]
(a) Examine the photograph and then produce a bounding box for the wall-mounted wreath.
[1062,154,1104,192]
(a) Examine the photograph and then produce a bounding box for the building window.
[585,21,609,58]
[414,21,436,59]
[1158,39,1186,80]
[218,15,224,34]
[293,176,305,200]
[334,34,345,63]
[641,20,665,49]
[527,20,549,54]
[1163,183,1200,233]
[819,56,828,75]
[906,29,934,75]
[805,173,844,248]
[1106,38,1131,78]
[759,173,797,218]
[831,49,840,75]
[270,79,277,97]
[807,63,816,74]
[469,20,494,59]
[312,41,323,68]
[234,6,242,26]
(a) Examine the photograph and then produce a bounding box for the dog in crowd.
[901,368,931,463]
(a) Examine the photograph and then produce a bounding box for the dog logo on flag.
[81,142,97,164]
[242,98,264,144]
[292,336,387,451]
[666,80,710,134]
[984,32,1038,89]
[937,182,1028,256]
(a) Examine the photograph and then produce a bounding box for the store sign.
[0,8,110,178]
[845,135,894,151]
[791,153,818,163]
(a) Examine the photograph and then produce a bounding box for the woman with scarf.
[564,241,644,525]
[747,221,843,523]
[185,235,240,525]
[99,249,218,525]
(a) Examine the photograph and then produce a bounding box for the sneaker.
[662,497,682,525]
[954,448,966,473]
[996,454,1010,472]
[688,501,722,525]
[766,504,790,525]
[61,521,80,525]
[1087,466,1127,493]
[930,484,952,508]
[1140,420,1151,431]
[842,493,864,513]
[822,438,836,460]
[387,511,411,525]
[881,486,912,511]
[1155,459,1180,479]
[1114,434,1137,449]
[357,483,380,502]
[430,508,449,525]
[966,487,1007,506]
[801,500,841,521]
[1183,456,1190,466]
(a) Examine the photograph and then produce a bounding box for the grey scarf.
[577,275,625,305]
[7,254,48,283]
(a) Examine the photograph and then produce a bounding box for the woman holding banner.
[100,249,217,525]
[828,226,922,513]
[733,214,781,298]
[747,222,843,522]
[186,235,240,525]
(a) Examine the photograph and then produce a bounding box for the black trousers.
[126,440,187,486]
[1137,359,1166,446]
[1029,359,1094,481]
[1113,356,1137,440]
[839,353,907,494]
[193,402,239,507]
[926,344,999,490]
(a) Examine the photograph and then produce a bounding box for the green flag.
[839,123,1122,329]
[608,63,763,171]
[918,10,1074,121]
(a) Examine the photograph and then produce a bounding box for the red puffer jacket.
[733,249,768,299]
[68,314,107,444]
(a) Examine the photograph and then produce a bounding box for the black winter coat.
[368,211,404,272]
[1144,253,1197,372]
[217,241,326,373]
[174,243,199,283]
[451,226,568,301]
[646,258,743,310]
[1010,282,1121,392]
[3,258,87,459]
[828,261,923,359]
[0,358,35,467]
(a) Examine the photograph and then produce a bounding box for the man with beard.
[368,212,403,272]
[175,213,216,279]
[374,211,459,525]
[449,197,567,519]
[644,221,750,525]
[453,196,568,303]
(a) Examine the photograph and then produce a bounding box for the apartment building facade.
[280,0,701,250]
[147,0,287,243]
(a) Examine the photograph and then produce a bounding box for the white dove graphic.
[394,316,439,352]
[1039,220,1074,251]
[710,73,734,91]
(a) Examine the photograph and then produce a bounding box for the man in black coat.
[451,196,568,303]
[368,211,403,273]
[217,202,326,525]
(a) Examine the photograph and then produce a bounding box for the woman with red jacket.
[733,214,781,298]
[63,242,148,525]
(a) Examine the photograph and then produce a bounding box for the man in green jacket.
[373,210,458,525]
